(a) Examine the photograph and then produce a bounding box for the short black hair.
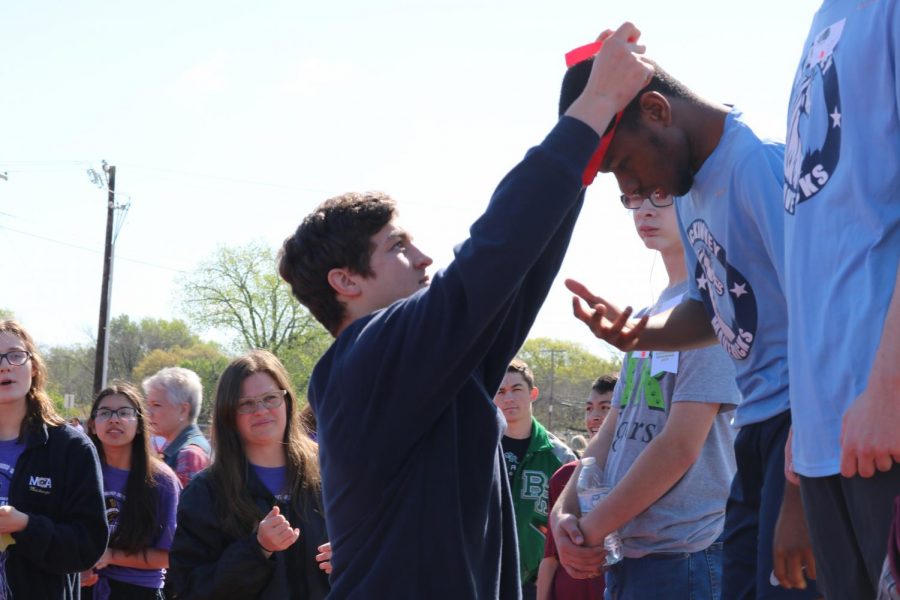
[591,374,618,395]
[559,57,698,128]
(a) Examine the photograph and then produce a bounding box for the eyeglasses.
[236,390,287,415]
[0,351,31,367]
[94,407,139,422]
[620,190,674,210]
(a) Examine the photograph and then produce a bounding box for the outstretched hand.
[566,278,648,351]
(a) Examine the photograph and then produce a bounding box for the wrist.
[256,534,275,554]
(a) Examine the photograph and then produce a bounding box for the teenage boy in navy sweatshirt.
[276,24,654,599]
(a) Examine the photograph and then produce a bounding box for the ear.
[530,387,539,402]
[327,268,363,299]
[638,91,673,126]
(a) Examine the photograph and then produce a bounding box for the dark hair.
[559,57,699,127]
[88,382,163,555]
[209,350,321,539]
[591,374,618,395]
[507,358,536,390]
[0,320,65,440]
[279,192,397,335]
[299,403,317,437]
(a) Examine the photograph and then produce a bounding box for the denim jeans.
[604,542,723,600]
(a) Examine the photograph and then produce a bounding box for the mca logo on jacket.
[784,19,844,214]
[28,475,52,494]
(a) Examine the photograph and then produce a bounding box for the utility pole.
[93,164,116,395]
[542,348,565,429]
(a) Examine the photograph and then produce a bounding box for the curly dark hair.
[279,191,397,335]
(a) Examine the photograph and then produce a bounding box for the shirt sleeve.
[175,445,211,488]
[676,203,704,303]
[154,465,181,551]
[670,344,740,409]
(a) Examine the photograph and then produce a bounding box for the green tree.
[179,242,327,354]
[107,315,200,381]
[0,308,14,320]
[516,337,620,437]
[42,316,207,415]
[43,343,95,415]
[178,241,332,395]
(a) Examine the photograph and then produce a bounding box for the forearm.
[553,411,618,520]
[580,403,719,545]
[536,557,558,600]
[633,300,716,351]
[109,547,169,570]
[580,432,696,545]
[868,264,900,389]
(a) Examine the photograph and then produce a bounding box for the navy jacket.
[169,467,330,599]
[309,117,599,599]
[8,423,108,599]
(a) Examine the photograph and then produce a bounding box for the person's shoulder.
[178,442,210,461]
[47,422,95,451]
[178,467,216,508]
[550,460,578,484]
[545,432,578,465]
[153,460,183,492]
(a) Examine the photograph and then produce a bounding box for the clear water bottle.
[576,457,623,565]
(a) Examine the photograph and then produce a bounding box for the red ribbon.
[565,40,624,186]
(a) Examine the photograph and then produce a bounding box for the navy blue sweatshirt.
[7,423,108,599]
[308,117,599,599]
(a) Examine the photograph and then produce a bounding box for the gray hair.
[142,367,203,422]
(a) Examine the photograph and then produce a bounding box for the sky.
[1,0,820,358]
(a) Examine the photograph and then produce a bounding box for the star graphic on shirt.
[730,282,748,298]
[697,274,709,291]
[830,106,842,128]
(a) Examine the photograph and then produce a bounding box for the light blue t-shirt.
[783,0,900,477]
[676,109,789,428]
[606,282,739,557]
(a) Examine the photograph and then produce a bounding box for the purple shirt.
[0,439,24,506]
[251,464,290,503]
[100,463,180,589]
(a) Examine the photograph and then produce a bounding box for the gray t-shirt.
[605,281,739,558]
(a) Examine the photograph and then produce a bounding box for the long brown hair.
[0,320,64,439]
[209,349,321,538]
[88,382,164,555]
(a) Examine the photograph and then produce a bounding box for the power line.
[0,224,187,273]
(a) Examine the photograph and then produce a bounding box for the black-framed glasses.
[94,407,139,422]
[0,350,31,367]
[236,390,287,415]
[620,190,674,210]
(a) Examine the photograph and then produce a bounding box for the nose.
[637,197,657,215]
[412,244,433,269]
